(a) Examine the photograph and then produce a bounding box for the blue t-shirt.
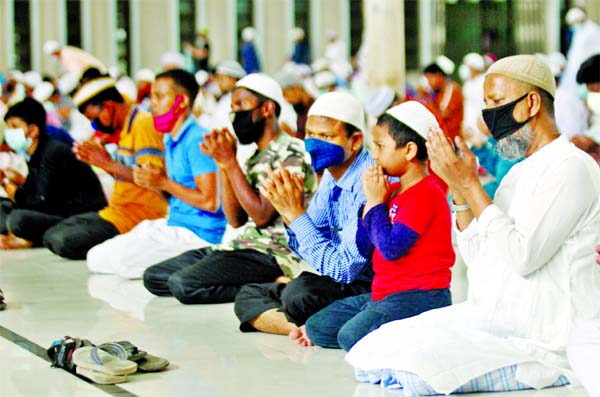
[164,115,226,244]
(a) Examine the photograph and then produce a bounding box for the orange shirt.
[434,80,464,141]
[99,107,168,233]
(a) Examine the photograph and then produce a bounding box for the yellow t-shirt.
[99,107,168,233]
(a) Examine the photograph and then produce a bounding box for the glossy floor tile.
[0,249,589,397]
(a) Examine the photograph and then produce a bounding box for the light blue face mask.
[4,127,33,155]
[577,84,589,101]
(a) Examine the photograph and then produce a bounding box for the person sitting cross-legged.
[143,73,316,303]
[299,101,455,351]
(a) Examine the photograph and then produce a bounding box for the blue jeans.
[305,289,451,351]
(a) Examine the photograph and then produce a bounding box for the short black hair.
[156,69,199,104]
[4,97,47,135]
[423,63,446,76]
[247,90,281,118]
[376,113,428,161]
[343,122,361,137]
[576,54,600,84]
[533,87,555,118]
[77,85,124,114]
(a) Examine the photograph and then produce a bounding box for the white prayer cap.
[72,77,116,107]
[302,78,319,99]
[22,71,42,89]
[548,52,567,77]
[108,65,122,80]
[325,30,337,41]
[116,76,137,102]
[216,61,246,79]
[385,101,439,140]
[311,58,330,74]
[435,55,455,75]
[365,86,396,118]
[9,70,24,83]
[330,61,353,80]
[134,68,155,83]
[43,40,61,55]
[462,53,485,72]
[160,52,185,69]
[57,73,79,95]
[308,91,365,132]
[32,82,55,103]
[235,73,284,109]
[195,70,209,86]
[292,27,305,41]
[277,69,303,88]
[565,7,586,25]
[314,71,337,89]
[242,27,256,42]
[296,64,312,77]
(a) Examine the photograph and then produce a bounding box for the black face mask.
[92,117,116,134]
[231,107,265,144]
[482,93,533,141]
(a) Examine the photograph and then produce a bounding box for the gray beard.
[496,123,533,160]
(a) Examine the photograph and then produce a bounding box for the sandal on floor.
[47,336,94,374]
[136,354,169,372]
[76,366,128,385]
[98,341,147,362]
[73,346,137,376]
[98,341,168,372]
[0,289,6,311]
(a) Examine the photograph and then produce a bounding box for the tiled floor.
[0,249,589,397]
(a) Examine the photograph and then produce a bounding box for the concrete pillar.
[0,0,15,71]
[81,0,117,70]
[364,0,405,96]
[205,0,236,64]
[585,0,600,23]
[136,0,179,71]
[310,0,349,61]
[255,0,293,75]
[544,0,560,54]
[37,0,67,76]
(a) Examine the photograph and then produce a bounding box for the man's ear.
[350,131,364,151]
[261,100,276,118]
[527,91,542,117]
[27,124,40,140]
[180,94,191,110]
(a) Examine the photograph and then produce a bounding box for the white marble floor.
[0,249,589,397]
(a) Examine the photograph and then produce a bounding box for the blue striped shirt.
[287,148,374,284]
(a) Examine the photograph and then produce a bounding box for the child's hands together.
[361,165,389,215]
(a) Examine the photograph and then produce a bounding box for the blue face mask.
[4,127,33,155]
[304,138,346,172]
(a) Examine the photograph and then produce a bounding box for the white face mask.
[458,64,472,82]
[586,92,600,114]
[4,127,33,155]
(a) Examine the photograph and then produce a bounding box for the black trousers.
[1,205,65,246]
[0,199,14,235]
[143,248,284,304]
[43,212,119,259]
[234,271,372,332]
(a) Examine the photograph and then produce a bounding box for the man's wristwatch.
[451,200,471,213]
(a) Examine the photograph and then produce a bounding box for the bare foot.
[289,325,314,347]
[0,234,32,250]
[0,289,5,311]
[275,276,292,285]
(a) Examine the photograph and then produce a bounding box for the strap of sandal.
[47,336,94,373]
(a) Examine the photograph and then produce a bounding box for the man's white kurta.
[346,135,600,393]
